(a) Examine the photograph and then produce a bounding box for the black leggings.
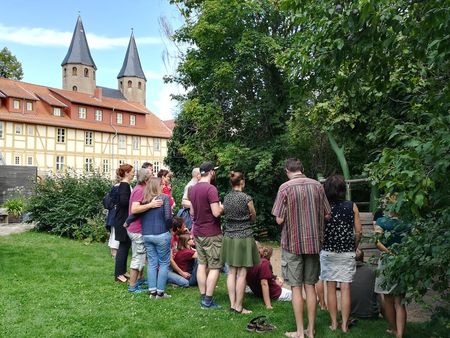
[115,235,131,277]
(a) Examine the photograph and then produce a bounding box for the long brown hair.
[177,233,191,251]
[143,177,162,203]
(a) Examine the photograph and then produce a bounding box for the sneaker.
[156,292,171,299]
[136,278,147,287]
[128,285,146,293]
[149,292,157,299]
[201,299,222,309]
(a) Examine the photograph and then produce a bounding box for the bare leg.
[111,248,117,258]
[205,268,220,297]
[327,281,338,330]
[227,266,237,309]
[394,296,406,338]
[316,280,326,310]
[197,263,207,295]
[129,268,139,288]
[340,282,351,332]
[235,267,250,313]
[285,285,305,338]
[383,294,397,335]
[304,284,317,338]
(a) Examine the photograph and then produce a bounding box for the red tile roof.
[0,78,172,138]
[163,119,175,131]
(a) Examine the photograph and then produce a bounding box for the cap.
[199,161,219,175]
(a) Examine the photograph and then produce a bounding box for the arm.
[131,197,163,214]
[353,203,363,247]
[210,202,224,218]
[248,200,256,223]
[170,254,190,279]
[374,223,390,253]
[260,279,273,309]
[276,217,284,225]
[181,198,192,209]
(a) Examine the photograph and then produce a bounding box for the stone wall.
[0,166,37,204]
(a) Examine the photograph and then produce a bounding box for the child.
[246,245,292,309]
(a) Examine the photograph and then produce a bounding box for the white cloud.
[0,24,162,49]
[152,83,185,121]
[144,70,164,81]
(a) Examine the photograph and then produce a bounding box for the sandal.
[247,316,266,332]
[256,317,276,333]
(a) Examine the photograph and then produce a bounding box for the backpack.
[176,207,193,230]
[103,185,120,229]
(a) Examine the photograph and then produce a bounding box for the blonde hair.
[143,177,162,203]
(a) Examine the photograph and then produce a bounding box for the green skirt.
[220,236,260,267]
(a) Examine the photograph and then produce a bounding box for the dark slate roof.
[98,86,126,100]
[117,32,146,80]
[61,16,97,69]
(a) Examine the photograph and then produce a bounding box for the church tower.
[117,31,146,105]
[61,16,97,95]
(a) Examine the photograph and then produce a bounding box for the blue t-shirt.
[375,216,410,248]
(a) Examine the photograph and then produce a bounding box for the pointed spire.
[117,31,146,80]
[61,15,97,69]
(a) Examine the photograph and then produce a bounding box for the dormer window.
[84,68,89,77]
[127,80,132,88]
[116,112,123,124]
[26,101,33,111]
[72,67,77,76]
[53,107,62,116]
[130,115,136,126]
[79,107,87,119]
[13,99,20,109]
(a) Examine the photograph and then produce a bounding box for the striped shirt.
[272,174,331,255]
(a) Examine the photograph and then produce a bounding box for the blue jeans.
[143,232,171,293]
[167,260,198,287]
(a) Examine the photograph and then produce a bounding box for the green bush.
[2,198,25,217]
[27,172,112,241]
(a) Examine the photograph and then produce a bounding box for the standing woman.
[113,164,134,283]
[141,177,173,299]
[321,175,362,332]
[157,169,175,210]
[221,171,260,314]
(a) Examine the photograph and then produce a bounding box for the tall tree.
[0,47,23,80]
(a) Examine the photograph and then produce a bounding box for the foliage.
[0,231,435,337]
[2,198,25,217]
[26,172,111,242]
[0,47,23,80]
[280,0,450,314]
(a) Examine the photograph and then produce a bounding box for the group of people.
[105,158,408,338]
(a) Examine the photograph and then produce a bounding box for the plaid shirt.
[272,174,331,255]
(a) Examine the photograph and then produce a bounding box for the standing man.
[189,161,224,309]
[272,158,331,338]
[141,162,154,176]
[182,167,200,209]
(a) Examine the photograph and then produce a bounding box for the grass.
[0,232,432,338]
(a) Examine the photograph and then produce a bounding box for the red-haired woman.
[113,164,134,283]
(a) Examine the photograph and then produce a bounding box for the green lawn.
[0,232,431,337]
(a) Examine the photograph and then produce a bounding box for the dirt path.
[0,222,35,236]
[270,246,432,323]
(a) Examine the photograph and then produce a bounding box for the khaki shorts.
[195,234,223,269]
[281,250,320,286]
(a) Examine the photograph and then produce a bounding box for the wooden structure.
[359,212,380,264]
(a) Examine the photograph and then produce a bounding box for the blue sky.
[0,0,183,120]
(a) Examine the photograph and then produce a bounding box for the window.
[119,160,125,165]
[102,159,109,174]
[85,131,93,146]
[127,80,132,88]
[63,68,67,78]
[15,124,23,134]
[132,136,140,150]
[95,109,102,121]
[116,112,123,124]
[27,126,34,136]
[0,121,3,138]
[120,81,123,89]
[153,138,160,151]
[26,101,33,111]
[56,156,64,171]
[153,161,160,173]
[118,135,126,149]
[93,71,96,80]
[57,128,65,143]
[133,160,139,170]
[130,115,136,126]
[84,158,93,173]
[72,86,77,92]
[78,107,87,119]
[84,68,89,77]
[72,67,77,76]
[27,156,33,165]
[15,156,20,165]
[13,99,20,109]
[53,107,62,116]
[138,82,142,89]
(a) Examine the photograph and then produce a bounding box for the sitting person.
[246,245,292,309]
[167,233,198,287]
[350,249,380,319]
